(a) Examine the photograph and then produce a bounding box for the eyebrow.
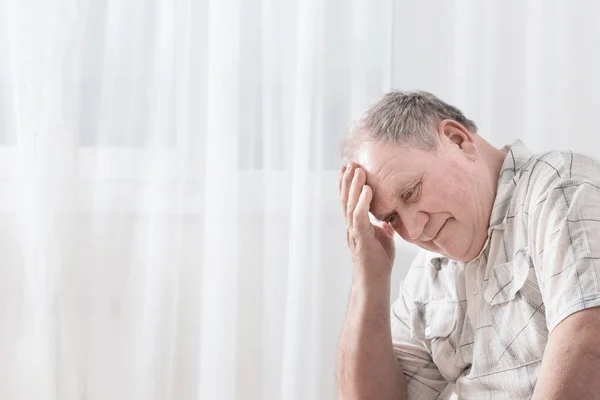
[370,172,425,221]
[370,185,407,222]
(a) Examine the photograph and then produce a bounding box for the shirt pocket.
[484,259,528,305]
[411,301,458,339]
[480,258,547,372]
[410,300,460,374]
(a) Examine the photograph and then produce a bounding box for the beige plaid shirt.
[391,140,600,399]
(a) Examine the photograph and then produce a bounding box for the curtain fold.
[3,1,600,399]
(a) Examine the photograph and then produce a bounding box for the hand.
[339,164,396,282]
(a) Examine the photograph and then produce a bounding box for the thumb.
[380,221,395,237]
[374,221,395,246]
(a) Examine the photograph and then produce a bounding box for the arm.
[336,275,406,400]
[530,175,600,398]
[336,164,405,399]
[531,307,600,399]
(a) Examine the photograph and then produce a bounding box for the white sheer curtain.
[2,1,600,400]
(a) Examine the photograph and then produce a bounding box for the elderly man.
[336,91,600,399]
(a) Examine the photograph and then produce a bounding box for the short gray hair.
[340,90,477,163]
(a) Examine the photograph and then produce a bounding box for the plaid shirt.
[391,140,600,399]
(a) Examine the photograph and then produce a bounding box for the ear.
[438,119,479,161]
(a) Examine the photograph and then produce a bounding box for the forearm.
[532,344,600,399]
[336,276,406,400]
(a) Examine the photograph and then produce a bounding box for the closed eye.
[384,213,397,224]
[402,182,421,201]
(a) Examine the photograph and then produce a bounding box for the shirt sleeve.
[532,177,600,332]
[391,287,449,400]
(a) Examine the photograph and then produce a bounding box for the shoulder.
[517,149,600,210]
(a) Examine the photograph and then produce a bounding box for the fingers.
[346,167,366,228]
[338,165,347,194]
[353,184,373,236]
[341,164,374,249]
[340,164,354,217]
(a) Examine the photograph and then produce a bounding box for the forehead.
[355,141,425,188]
[355,142,426,217]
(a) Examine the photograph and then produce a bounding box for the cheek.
[432,178,475,214]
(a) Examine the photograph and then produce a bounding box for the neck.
[475,135,509,189]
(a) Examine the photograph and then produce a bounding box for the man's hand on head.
[336,163,406,400]
[339,163,396,284]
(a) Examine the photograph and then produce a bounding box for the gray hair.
[340,90,477,163]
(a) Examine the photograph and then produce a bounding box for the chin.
[443,250,465,262]
[439,242,474,262]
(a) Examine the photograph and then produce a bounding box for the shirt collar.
[488,139,533,231]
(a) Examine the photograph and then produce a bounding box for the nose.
[397,210,428,241]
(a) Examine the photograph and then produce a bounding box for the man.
[336,90,600,399]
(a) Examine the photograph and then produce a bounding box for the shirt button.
[472,286,479,295]
[424,326,432,338]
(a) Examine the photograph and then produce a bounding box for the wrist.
[353,266,392,288]
[351,273,391,302]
